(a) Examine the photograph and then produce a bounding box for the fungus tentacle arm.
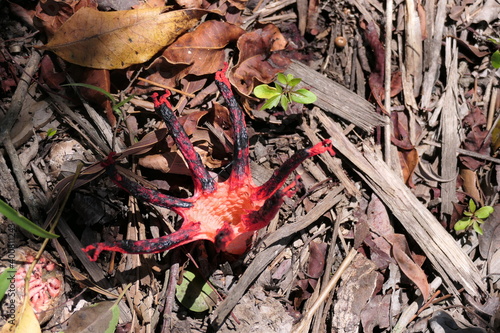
[152,92,216,194]
[254,139,334,201]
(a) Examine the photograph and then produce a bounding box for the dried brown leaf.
[70,67,114,125]
[459,168,483,206]
[360,294,391,333]
[163,21,244,77]
[386,234,430,300]
[40,7,206,69]
[34,0,97,37]
[362,21,402,113]
[175,0,202,9]
[307,241,327,279]
[391,111,420,186]
[460,105,491,170]
[39,54,66,90]
[229,24,291,96]
[478,206,500,260]
[367,194,394,237]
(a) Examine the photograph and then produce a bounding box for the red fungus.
[83,64,334,261]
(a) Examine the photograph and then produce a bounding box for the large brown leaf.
[40,7,206,69]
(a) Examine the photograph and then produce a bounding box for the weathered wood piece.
[286,60,388,132]
[440,39,460,217]
[315,109,486,298]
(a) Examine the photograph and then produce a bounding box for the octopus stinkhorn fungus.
[83,64,334,261]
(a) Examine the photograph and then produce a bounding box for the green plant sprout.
[454,199,494,235]
[46,128,57,138]
[253,73,317,111]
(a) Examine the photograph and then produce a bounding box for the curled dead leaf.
[229,24,291,96]
[163,20,245,76]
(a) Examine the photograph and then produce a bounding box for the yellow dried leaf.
[40,7,206,69]
[0,301,41,333]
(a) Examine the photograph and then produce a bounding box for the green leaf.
[0,199,59,239]
[46,128,57,137]
[290,89,317,104]
[491,50,500,69]
[454,218,472,231]
[114,94,136,114]
[62,83,116,105]
[468,198,477,213]
[253,84,281,99]
[288,78,302,87]
[274,82,283,93]
[261,94,281,110]
[280,94,290,111]
[175,270,217,312]
[472,221,484,235]
[463,211,473,217]
[0,268,16,301]
[475,206,494,219]
[276,73,288,85]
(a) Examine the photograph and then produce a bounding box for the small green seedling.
[253,73,317,111]
[454,199,494,235]
[487,38,500,69]
[46,128,57,138]
[491,50,500,69]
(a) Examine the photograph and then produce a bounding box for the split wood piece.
[420,0,447,108]
[211,186,345,330]
[0,152,21,209]
[0,48,43,222]
[285,60,388,132]
[49,93,112,157]
[65,74,123,152]
[314,109,487,298]
[440,38,460,218]
[0,47,42,139]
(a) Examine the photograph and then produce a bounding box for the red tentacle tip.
[82,244,100,262]
[152,91,172,109]
[310,139,335,157]
[101,152,117,167]
[215,62,231,86]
